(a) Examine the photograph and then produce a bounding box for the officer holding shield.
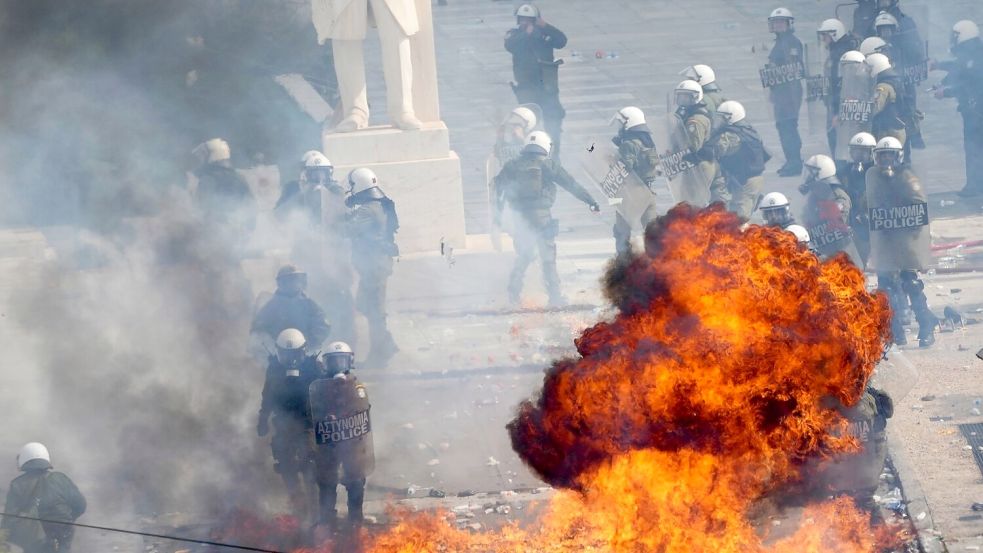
[866,137,936,347]
[798,154,862,266]
[309,342,373,526]
[610,106,660,256]
[839,132,878,264]
[703,101,769,219]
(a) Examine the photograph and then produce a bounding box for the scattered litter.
[406,484,422,496]
[429,489,446,498]
[958,515,983,522]
[500,490,517,497]
[916,512,927,521]
[458,489,477,497]
[972,408,982,416]
[427,458,441,466]
[971,502,983,511]
[486,456,500,466]
[921,395,936,401]
[452,505,473,515]
[929,416,954,422]
[495,505,512,515]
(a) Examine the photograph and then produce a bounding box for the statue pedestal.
[323,122,466,254]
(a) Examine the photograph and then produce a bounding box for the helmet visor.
[303,166,333,187]
[762,206,790,226]
[277,347,305,369]
[850,145,873,163]
[875,149,901,169]
[324,354,353,375]
[675,90,698,107]
[769,18,791,33]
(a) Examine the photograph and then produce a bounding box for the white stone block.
[323,122,451,166]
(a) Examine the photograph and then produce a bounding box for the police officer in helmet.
[610,106,660,256]
[703,100,769,219]
[493,131,599,307]
[767,8,805,176]
[840,132,877,264]
[760,192,795,229]
[250,265,332,360]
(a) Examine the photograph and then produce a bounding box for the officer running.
[2,443,86,553]
[257,329,320,518]
[494,131,599,307]
[345,168,400,368]
[767,8,805,176]
[610,106,660,256]
[703,100,769,219]
[309,342,373,527]
[866,137,937,347]
[250,265,332,360]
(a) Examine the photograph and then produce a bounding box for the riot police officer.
[309,342,373,526]
[680,64,728,114]
[275,151,357,346]
[494,131,599,306]
[2,443,86,553]
[191,138,258,252]
[866,137,937,347]
[867,53,910,157]
[674,79,717,198]
[610,106,659,256]
[504,4,567,159]
[873,5,926,149]
[859,37,888,57]
[767,8,804,176]
[258,329,320,517]
[704,101,768,219]
[818,19,860,155]
[346,168,400,368]
[822,387,893,523]
[250,265,332,359]
[932,20,983,197]
[839,132,877,264]
[852,0,878,38]
[799,154,862,265]
[760,191,796,228]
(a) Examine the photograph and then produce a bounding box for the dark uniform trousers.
[877,270,936,342]
[509,210,560,301]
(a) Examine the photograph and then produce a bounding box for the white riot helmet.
[786,224,812,244]
[818,19,847,43]
[849,132,877,164]
[873,136,904,175]
[192,138,231,165]
[322,341,355,376]
[508,106,538,133]
[840,50,866,65]
[276,328,307,369]
[760,192,792,226]
[301,150,333,187]
[348,167,380,195]
[953,20,981,46]
[716,101,747,124]
[674,80,704,108]
[769,7,794,33]
[515,3,539,19]
[680,64,716,87]
[859,37,888,56]
[874,12,899,37]
[523,130,553,157]
[804,154,837,182]
[865,53,892,77]
[17,442,51,471]
[612,106,646,130]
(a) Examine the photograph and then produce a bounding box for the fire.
[311,205,896,552]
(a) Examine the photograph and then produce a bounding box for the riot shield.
[801,182,863,267]
[652,113,711,207]
[869,350,919,404]
[309,377,375,478]
[865,171,931,272]
[834,62,875,161]
[578,137,657,226]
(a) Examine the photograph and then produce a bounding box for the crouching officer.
[346,169,400,368]
[822,387,893,523]
[610,106,660,256]
[309,342,374,526]
[799,154,863,266]
[494,131,599,306]
[760,192,796,229]
[258,329,320,517]
[2,443,86,553]
[866,137,937,347]
[702,101,769,219]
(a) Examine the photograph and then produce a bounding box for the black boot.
[777,161,803,177]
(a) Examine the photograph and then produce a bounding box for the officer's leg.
[708,171,733,208]
[508,219,537,303]
[735,176,764,220]
[826,109,837,156]
[343,478,367,522]
[852,222,871,267]
[964,113,983,193]
[538,220,563,306]
[271,418,305,513]
[876,272,906,345]
[314,453,341,524]
[613,212,632,257]
[541,95,565,161]
[776,118,803,171]
[358,266,397,365]
[901,270,937,345]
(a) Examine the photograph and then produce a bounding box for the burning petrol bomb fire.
[269,204,894,552]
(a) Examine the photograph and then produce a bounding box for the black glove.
[589,202,601,213]
[257,414,269,437]
[797,181,811,196]
[682,152,700,166]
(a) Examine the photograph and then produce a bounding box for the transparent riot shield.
[486,104,545,246]
[865,174,931,272]
[652,112,711,207]
[869,350,919,403]
[834,61,875,161]
[309,378,375,478]
[578,137,657,227]
[801,181,863,267]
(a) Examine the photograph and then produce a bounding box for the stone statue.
[312,0,425,132]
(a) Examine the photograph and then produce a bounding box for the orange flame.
[313,205,896,552]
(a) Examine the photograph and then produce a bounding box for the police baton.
[0,512,287,553]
